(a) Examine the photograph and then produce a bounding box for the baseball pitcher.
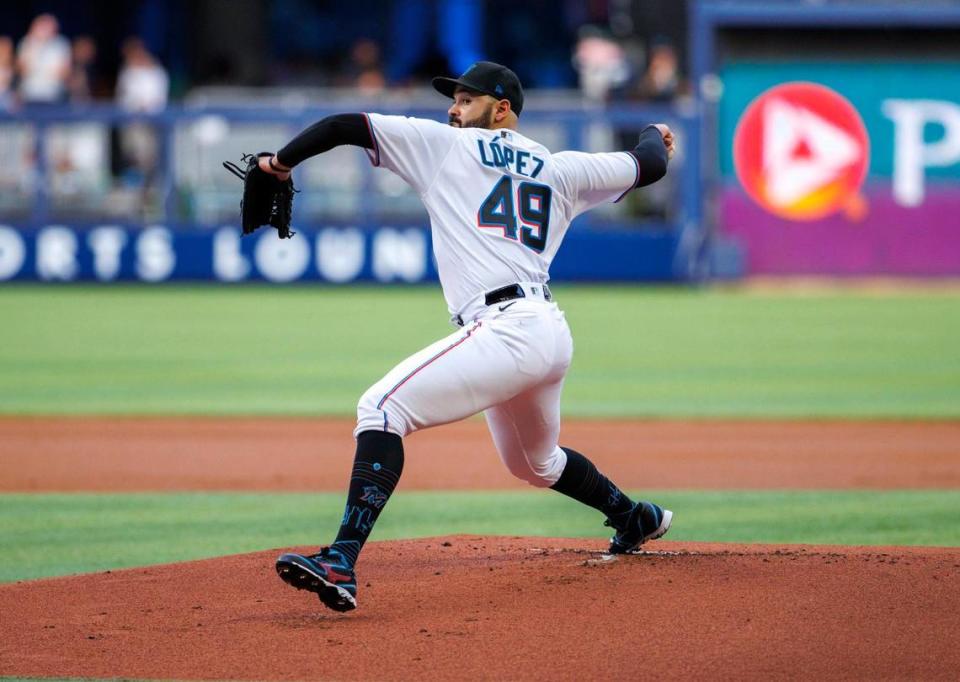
[262,62,676,612]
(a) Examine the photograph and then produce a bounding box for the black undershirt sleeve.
[274,113,374,168]
[629,125,668,188]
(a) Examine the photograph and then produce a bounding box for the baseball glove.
[222,152,297,239]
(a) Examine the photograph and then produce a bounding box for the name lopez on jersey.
[477,138,544,178]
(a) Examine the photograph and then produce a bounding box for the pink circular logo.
[734,82,870,221]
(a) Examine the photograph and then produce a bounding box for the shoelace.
[222,152,265,180]
[222,158,249,180]
[313,548,347,566]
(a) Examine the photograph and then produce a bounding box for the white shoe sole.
[645,508,673,542]
[608,507,674,555]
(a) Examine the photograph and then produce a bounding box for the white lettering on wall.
[37,226,78,280]
[254,231,309,282]
[136,226,176,281]
[316,228,365,282]
[0,226,26,280]
[87,226,127,281]
[213,227,250,281]
[882,99,960,207]
[372,228,427,282]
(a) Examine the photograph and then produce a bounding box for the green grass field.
[3,490,959,582]
[1,284,958,584]
[1,284,958,417]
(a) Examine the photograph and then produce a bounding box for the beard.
[448,102,496,129]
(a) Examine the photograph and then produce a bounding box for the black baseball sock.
[550,447,635,529]
[329,430,403,567]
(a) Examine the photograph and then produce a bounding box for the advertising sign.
[0,224,680,283]
[720,62,960,275]
[733,82,869,222]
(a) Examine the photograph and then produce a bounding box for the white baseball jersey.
[356,113,653,488]
[363,113,640,316]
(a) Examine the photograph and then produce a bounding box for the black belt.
[456,283,552,326]
[485,283,552,305]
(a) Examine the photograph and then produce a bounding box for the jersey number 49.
[478,176,552,253]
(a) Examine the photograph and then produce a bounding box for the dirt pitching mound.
[2,537,959,680]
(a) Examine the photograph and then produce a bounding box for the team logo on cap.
[733,82,869,221]
[495,84,503,95]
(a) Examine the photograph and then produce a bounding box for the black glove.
[222,152,297,239]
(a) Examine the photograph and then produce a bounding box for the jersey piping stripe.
[376,321,483,428]
[614,151,641,203]
[362,113,381,167]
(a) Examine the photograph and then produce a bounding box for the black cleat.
[606,501,673,554]
[275,547,357,612]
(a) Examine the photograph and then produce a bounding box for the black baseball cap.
[432,61,524,115]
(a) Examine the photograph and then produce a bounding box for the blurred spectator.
[116,38,169,113]
[572,26,630,102]
[113,38,169,205]
[603,39,681,225]
[636,40,680,102]
[0,37,14,110]
[68,36,98,103]
[15,14,70,104]
[345,38,386,95]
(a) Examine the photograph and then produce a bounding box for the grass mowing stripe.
[2,490,959,582]
[0,285,957,417]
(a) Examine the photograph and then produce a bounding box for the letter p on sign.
[883,99,960,207]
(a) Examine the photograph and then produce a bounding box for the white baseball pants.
[355,295,574,487]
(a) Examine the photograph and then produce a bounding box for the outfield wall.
[0,104,701,284]
[695,1,960,277]
[717,61,960,276]
[0,224,680,283]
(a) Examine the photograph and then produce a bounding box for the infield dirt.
[3,416,959,491]
[2,416,959,680]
